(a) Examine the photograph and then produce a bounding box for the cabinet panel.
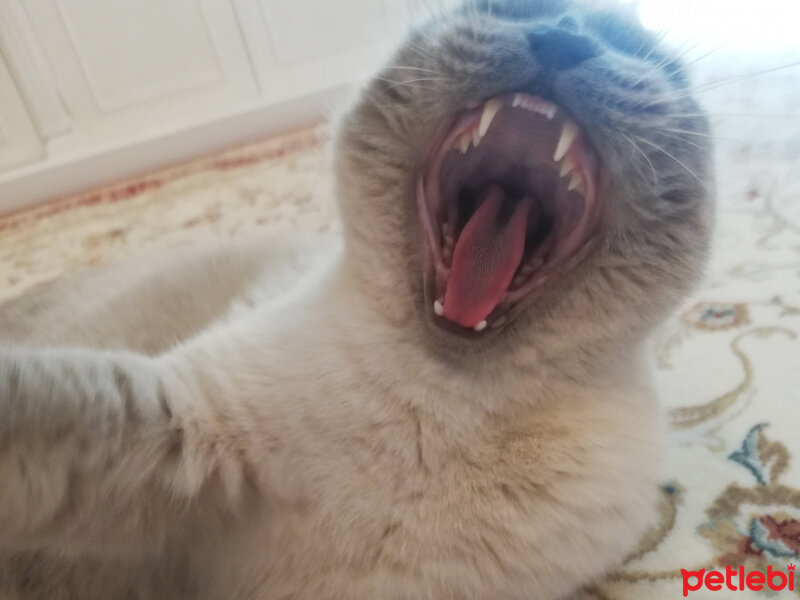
[19,0,259,147]
[234,0,410,104]
[55,0,224,112]
[0,54,44,172]
[260,0,387,64]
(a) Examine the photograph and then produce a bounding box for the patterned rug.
[1,51,799,599]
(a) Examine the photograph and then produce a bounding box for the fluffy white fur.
[0,1,712,598]
[0,236,661,599]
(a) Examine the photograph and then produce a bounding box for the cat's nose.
[527,25,599,70]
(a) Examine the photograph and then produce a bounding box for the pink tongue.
[443,186,533,328]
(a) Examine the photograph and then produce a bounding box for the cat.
[0,0,713,598]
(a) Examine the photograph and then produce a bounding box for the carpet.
[1,49,799,599]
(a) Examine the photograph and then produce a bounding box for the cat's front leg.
[0,345,244,556]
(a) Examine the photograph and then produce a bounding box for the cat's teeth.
[478,99,503,139]
[559,154,577,177]
[553,121,579,162]
[434,300,444,316]
[511,95,557,120]
[568,171,585,194]
[473,320,488,332]
[456,132,470,154]
[442,222,453,241]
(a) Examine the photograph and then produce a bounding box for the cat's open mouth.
[418,93,603,335]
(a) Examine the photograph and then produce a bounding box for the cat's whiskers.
[679,42,730,70]
[374,75,448,87]
[657,127,715,139]
[671,112,800,120]
[642,60,800,107]
[383,66,441,75]
[621,133,659,186]
[635,25,675,64]
[654,39,703,72]
[412,26,439,48]
[382,77,450,92]
[659,128,749,145]
[631,135,708,191]
[653,131,715,157]
[403,39,438,62]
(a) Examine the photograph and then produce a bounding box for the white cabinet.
[0,0,417,212]
[15,0,259,150]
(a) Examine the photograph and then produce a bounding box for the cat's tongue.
[443,186,533,328]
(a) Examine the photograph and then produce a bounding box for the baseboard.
[0,84,354,215]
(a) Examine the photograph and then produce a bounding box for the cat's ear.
[583,0,642,19]
[615,1,644,25]
[584,5,654,57]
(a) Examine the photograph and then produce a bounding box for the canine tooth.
[512,94,523,107]
[559,154,577,177]
[478,99,503,139]
[434,300,444,316]
[458,132,470,154]
[553,121,579,162]
[473,320,488,332]
[442,224,454,247]
[568,171,583,192]
[545,106,557,120]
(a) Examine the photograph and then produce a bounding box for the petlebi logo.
[681,563,796,596]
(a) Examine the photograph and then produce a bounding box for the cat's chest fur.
[193,347,661,600]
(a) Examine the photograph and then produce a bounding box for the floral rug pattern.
[1,51,799,599]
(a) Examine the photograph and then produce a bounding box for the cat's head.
[334,0,713,365]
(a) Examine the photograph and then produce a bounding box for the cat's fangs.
[453,96,573,158]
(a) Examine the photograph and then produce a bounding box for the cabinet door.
[0,53,44,172]
[233,0,413,104]
[19,0,260,147]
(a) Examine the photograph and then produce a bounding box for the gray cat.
[0,0,713,598]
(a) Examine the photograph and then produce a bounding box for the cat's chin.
[418,93,604,338]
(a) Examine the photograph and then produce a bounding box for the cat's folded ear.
[577,0,642,18]
[584,6,652,56]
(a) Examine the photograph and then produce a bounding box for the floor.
[1,49,799,599]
